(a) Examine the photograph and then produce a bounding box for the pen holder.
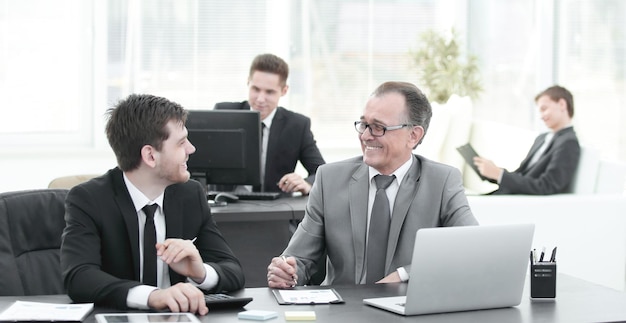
[530,262,556,300]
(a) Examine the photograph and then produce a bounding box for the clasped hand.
[267,256,298,289]
[278,173,312,195]
[147,238,208,315]
[473,156,502,181]
[156,238,206,281]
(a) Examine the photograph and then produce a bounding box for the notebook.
[363,223,535,316]
[456,143,490,181]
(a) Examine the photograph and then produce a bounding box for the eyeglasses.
[354,121,412,137]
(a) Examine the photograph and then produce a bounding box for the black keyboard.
[230,191,281,200]
[204,293,253,309]
[209,191,282,201]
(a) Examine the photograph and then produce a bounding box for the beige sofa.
[418,96,626,194]
[468,194,626,291]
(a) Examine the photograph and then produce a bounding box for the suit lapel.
[386,155,422,272]
[349,163,369,282]
[163,186,183,239]
[522,128,572,172]
[519,133,547,170]
[266,107,285,158]
[264,107,285,189]
[112,170,142,280]
[540,127,571,156]
[163,186,184,283]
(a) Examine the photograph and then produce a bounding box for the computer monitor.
[186,110,261,187]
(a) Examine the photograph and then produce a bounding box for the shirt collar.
[553,124,573,134]
[261,107,278,129]
[123,172,164,212]
[368,156,413,185]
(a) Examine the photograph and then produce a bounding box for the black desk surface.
[208,196,309,287]
[210,195,307,222]
[3,274,626,322]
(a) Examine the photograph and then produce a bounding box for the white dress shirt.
[363,157,413,283]
[122,174,218,309]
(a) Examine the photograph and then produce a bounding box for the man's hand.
[267,256,298,289]
[376,271,401,284]
[278,173,312,195]
[473,156,503,181]
[147,282,208,315]
[156,238,206,283]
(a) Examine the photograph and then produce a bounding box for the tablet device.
[95,313,200,323]
[456,143,489,181]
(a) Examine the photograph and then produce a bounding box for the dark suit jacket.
[214,101,325,192]
[494,126,580,195]
[60,168,245,309]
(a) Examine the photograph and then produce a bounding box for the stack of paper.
[0,301,94,321]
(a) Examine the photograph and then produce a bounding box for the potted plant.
[409,28,483,173]
[410,28,482,104]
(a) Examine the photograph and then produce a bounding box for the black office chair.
[0,189,68,295]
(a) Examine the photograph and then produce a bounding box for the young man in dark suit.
[61,94,244,314]
[215,53,325,194]
[473,85,581,194]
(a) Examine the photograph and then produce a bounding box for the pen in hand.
[282,255,298,287]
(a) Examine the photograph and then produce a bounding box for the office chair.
[48,174,99,189]
[0,189,68,295]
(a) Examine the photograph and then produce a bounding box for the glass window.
[0,0,94,147]
[2,0,625,167]
[555,0,626,161]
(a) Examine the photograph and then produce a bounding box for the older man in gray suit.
[267,81,478,288]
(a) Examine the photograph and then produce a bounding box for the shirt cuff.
[127,285,158,309]
[187,263,219,290]
[497,169,504,184]
[397,267,409,282]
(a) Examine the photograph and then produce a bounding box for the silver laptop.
[363,223,534,315]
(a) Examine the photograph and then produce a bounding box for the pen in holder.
[530,247,557,300]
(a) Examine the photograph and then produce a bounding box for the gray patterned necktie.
[366,174,395,283]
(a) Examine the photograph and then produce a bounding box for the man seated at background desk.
[61,94,245,314]
[267,81,478,288]
[473,85,581,194]
[215,53,325,195]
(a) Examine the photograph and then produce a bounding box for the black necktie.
[142,204,158,286]
[261,122,266,141]
[366,174,395,284]
[257,122,267,192]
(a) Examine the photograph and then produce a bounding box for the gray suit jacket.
[283,155,478,285]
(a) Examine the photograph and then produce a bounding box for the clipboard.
[271,288,345,305]
[456,143,489,181]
